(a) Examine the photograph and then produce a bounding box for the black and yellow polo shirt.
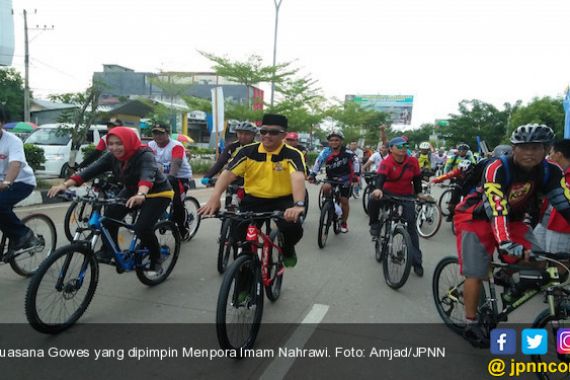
[227,142,306,198]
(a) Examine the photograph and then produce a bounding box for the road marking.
[259,303,329,380]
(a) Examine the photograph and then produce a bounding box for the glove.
[498,241,525,258]
[201,177,210,186]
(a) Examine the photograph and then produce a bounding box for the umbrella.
[3,122,18,130]
[171,133,194,144]
[11,122,38,133]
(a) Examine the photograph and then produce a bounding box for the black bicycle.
[433,250,570,380]
[25,196,180,334]
[217,184,244,274]
[371,194,414,290]
[0,213,57,277]
[437,182,459,218]
[315,179,345,249]
[362,172,376,215]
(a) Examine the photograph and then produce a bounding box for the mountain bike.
[315,179,345,249]
[361,172,376,215]
[371,194,415,289]
[416,181,442,239]
[432,250,570,380]
[437,182,459,218]
[25,196,181,334]
[213,211,289,353]
[0,213,56,277]
[217,184,244,274]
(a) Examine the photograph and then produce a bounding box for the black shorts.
[338,184,353,198]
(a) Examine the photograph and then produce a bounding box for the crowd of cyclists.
[2,108,570,351]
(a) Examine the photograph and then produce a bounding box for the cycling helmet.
[510,124,554,145]
[419,142,431,150]
[458,160,473,172]
[327,129,344,140]
[286,132,299,140]
[492,144,513,157]
[234,121,258,134]
[457,143,470,151]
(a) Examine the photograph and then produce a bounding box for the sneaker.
[369,222,380,237]
[340,222,348,233]
[445,214,454,223]
[9,230,40,252]
[282,246,297,268]
[95,249,114,264]
[463,324,490,348]
[413,264,424,277]
[179,227,190,241]
[145,262,163,276]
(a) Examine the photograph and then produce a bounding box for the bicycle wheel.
[265,231,284,302]
[64,201,94,242]
[25,244,99,334]
[432,256,467,334]
[10,214,57,277]
[303,189,309,219]
[362,185,372,215]
[383,225,413,289]
[374,216,388,263]
[216,254,264,351]
[217,218,234,274]
[135,221,181,286]
[183,196,201,241]
[318,201,332,248]
[451,221,456,236]
[531,305,570,380]
[438,189,454,217]
[318,186,326,210]
[416,202,442,239]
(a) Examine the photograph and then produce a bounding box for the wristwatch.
[137,192,147,198]
[294,201,305,208]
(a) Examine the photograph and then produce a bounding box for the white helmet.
[419,142,431,150]
[327,129,344,140]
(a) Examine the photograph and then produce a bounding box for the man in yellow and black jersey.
[199,114,307,267]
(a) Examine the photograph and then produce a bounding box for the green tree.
[405,124,434,148]
[326,100,391,146]
[508,96,564,138]
[0,67,25,121]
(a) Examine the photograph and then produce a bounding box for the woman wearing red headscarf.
[48,127,174,274]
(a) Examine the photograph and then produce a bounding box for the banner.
[211,87,225,133]
[0,0,14,66]
[346,94,414,125]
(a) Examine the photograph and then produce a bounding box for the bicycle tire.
[135,221,181,286]
[10,214,57,277]
[416,202,442,239]
[362,185,372,215]
[318,201,332,248]
[438,189,454,217]
[531,305,570,380]
[303,189,309,219]
[64,201,86,242]
[451,221,456,236]
[183,196,201,240]
[217,218,234,274]
[318,186,326,210]
[383,225,413,289]
[265,230,284,302]
[216,254,264,352]
[432,256,466,334]
[25,243,99,334]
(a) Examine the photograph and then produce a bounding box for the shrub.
[306,151,318,167]
[190,159,213,175]
[81,144,96,157]
[24,144,46,171]
[189,146,216,155]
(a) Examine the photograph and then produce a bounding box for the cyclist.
[148,123,193,240]
[454,125,570,347]
[432,148,447,174]
[533,139,570,253]
[199,114,306,267]
[417,141,434,178]
[368,136,428,277]
[48,127,174,275]
[0,113,41,253]
[201,121,258,186]
[77,118,122,170]
[444,143,475,173]
[308,130,360,233]
[285,132,307,155]
[362,142,388,172]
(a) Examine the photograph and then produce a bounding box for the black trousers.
[168,177,189,233]
[232,195,303,253]
[368,194,422,265]
[103,190,171,265]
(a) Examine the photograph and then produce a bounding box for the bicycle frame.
[244,221,284,288]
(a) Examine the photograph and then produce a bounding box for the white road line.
[259,303,329,380]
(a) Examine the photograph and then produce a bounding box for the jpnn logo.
[491,329,516,355]
[521,329,547,355]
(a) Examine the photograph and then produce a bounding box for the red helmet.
[286,132,299,140]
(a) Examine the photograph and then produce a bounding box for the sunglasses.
[259,129,284,136]
[152,130,167,135]
[392,144,409,150]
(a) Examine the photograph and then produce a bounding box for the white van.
[25,124,109,177]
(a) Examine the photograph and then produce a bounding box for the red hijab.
[107,127,143,162]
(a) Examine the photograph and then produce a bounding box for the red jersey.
[376,154,421,195]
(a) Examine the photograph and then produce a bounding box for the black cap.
[151,124,170,134]
[106,118,123,127]
[261,114,288,129]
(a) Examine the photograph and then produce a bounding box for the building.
[30,99,78,125]
[0,0,14,66]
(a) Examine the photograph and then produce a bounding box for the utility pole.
[270,0,283,108]
[22,9,54,122]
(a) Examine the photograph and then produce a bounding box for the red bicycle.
[213,211,288,353]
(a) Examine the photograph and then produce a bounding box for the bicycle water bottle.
[334,203,342,217]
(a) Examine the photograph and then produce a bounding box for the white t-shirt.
[0,131,36,186]
[148,139,192,179]
[367,151,384,172]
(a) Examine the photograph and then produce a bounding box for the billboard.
[345,94,414,125]
[0,0,14,66]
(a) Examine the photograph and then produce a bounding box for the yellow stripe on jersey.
[228,142,306,198]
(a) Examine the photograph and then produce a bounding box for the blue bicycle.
[24,196,181,334]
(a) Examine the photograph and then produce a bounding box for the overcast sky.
[8,0,570,128]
